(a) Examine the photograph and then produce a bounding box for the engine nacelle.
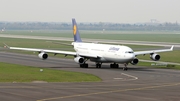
[38,52,48,60]
[74,56,84,64]
[150,53,160,61]
[130,58,139,65]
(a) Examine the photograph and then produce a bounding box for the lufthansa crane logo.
[73,25,77,35]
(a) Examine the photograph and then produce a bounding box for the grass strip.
[137,62,180,70]
[0,62,101,83]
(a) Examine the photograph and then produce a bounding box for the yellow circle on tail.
[73,25,77,35]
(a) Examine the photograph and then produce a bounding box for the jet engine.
[130,58,139,65]
[74,56,84,64]
[38,52,48,60]
[150,53,160,61]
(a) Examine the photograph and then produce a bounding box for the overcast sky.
[0,0,180,23]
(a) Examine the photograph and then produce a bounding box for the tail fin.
[72,18,82,42]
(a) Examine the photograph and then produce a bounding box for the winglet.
[3,43,10,49]
[170,45,174,50]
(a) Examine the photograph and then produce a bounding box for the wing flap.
[9,47,99,58]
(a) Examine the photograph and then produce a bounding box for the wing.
[134,46,174,56]
[4,44,98,58]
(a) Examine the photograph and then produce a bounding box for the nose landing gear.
[123,63,128,71]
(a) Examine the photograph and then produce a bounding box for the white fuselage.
[73,42,135,63]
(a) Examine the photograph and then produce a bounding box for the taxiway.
[0,52,180,101]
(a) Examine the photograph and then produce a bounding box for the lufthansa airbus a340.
[5,19,174,70]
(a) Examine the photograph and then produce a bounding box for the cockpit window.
[125,51,134,53]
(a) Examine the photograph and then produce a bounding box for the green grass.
[2,30,180,43]
[0,37,72,49]
[0,62,101,82]
[136,62,180,70]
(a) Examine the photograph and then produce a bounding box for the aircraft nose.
[130,53,135,60]
[124,53,135,61]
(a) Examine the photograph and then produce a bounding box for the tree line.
[0,22,179,31]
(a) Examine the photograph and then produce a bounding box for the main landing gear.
[79,62,128,71]
[80,63,88,68]
[110,63,128,71]
[79,58,89,68]
[96,63,102,68]
[110,63,119,68]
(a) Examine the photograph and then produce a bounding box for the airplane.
[4,18,174,71]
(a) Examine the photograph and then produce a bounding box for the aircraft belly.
[90,57,132,63]
[105,57,131,63]
[90,57,107,62]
